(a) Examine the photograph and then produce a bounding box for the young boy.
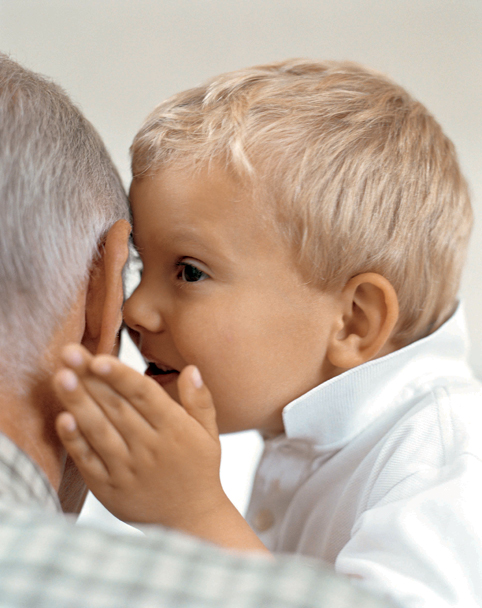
[54,60,481,606]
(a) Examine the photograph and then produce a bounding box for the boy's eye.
[178,262,207,283]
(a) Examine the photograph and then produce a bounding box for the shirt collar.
[0,431,61,513]
[282,304,472,448]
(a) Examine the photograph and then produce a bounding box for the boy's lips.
[144,360,180,386]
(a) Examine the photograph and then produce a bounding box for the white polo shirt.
[246,306,482,607]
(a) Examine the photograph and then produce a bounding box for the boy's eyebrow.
[165,229,239,269]
[175,234,234,264]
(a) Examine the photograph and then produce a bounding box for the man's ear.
[327,273,399,370]
[83,219,132,355]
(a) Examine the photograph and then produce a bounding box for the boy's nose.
[123,285,164,335]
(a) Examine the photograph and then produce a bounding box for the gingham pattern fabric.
[0,432,60,512]
[0,432,392,608]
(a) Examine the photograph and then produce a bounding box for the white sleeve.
[335,455,482,608]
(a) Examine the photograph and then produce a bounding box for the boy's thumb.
[178,366,219,439]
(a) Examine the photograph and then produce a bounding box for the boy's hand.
[53,345,268,552]
[53,345,224,527]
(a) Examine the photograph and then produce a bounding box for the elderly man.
[0,54,390,608]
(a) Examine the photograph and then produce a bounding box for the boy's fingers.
[56,412,109,483]
[60,346,153,443]
[53,368,130,468]
[79,372,153,442]
[61,343,94,375]
[178,366,219,440]
[88,355,170,426]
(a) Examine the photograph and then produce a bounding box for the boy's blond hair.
[131,59,472,345]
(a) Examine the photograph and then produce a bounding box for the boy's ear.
[82,219,132,355]
[327,273,399,370]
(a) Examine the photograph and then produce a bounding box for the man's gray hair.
[0,54,129,388]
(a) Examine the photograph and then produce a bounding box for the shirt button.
[253,508,275,532]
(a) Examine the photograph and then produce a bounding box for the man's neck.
[0,381,65,493]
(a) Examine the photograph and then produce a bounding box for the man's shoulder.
[0,431,61,512]
[0,502,391,608]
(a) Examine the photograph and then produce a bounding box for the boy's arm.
[53,345,269,553]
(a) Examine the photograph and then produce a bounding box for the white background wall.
[1,0,481,529]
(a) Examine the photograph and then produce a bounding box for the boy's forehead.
[129,163,256,220]
[128,165,296,265]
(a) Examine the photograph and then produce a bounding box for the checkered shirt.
[0,432,392,608]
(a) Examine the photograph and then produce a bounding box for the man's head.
[130,58,472,347]
[0,54,130,393]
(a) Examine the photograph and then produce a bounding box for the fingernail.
[92,358,111,375]
[63,413,77,432]
[59,369,78,391]
[191,366,203,389]
[63,347,83,367]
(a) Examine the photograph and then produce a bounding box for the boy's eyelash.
[175,260,199,273]
[175,260,208,282]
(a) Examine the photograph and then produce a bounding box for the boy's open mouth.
[145,362,179,386]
